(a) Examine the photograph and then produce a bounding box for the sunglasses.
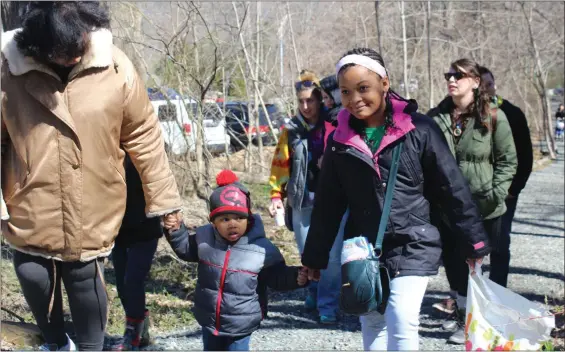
[444,72,471,81]
[295,80,317,91]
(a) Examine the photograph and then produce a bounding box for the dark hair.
[320,74,337,105]
[450,58,492,133]
[337,47,405,137]
[478,66,495,82]
[15,2,110,64]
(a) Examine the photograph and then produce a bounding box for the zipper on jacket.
[214,246,231,336]
[372,175,397,238]
[336,143,398,237]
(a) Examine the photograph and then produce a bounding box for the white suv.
[150,92,230,156]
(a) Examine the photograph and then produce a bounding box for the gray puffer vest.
[165,214,301,337]
[285,115,311,210]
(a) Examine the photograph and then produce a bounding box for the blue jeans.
[491,196,517,288]
[201,328,251,351]
[292,207,348,317]
[111,238,158,319]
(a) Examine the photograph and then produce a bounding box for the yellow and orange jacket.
[269,118,336,200]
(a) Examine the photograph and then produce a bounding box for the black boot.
[139,309,152,348]
[111,316,145,351]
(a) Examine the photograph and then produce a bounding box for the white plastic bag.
[464,264,555,351]
[341,236,372,265]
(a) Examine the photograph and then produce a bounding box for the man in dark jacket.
[111,154,163,351]
[480,66,533,288]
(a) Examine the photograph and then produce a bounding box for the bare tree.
[520,2,557,159]
[426,1,433,109]
[374,1,383,54]
[400,1,409,98]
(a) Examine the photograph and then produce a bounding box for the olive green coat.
[427,99,517,220]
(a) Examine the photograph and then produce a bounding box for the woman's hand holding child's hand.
[297,267,309,286]
[163,211,183,232]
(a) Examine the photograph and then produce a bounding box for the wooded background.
[2,1,564,198]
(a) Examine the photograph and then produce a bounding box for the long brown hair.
[450,58,492,133]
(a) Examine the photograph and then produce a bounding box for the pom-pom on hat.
[209,170,252,221]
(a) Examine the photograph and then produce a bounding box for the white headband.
[335,54,387,78]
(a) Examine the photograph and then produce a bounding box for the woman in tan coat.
[1,2,182,350]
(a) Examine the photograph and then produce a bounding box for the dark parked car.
[220,102,283,150]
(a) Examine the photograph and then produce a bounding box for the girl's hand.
[466,257,483,274]
[297,267,309,286]
[268,198,284,217]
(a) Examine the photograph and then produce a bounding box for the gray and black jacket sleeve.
[165,223,199,262]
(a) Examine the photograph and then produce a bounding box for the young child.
[165,170,308,351]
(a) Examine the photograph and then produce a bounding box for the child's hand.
[297,267,309,286]
[163,211,183,232]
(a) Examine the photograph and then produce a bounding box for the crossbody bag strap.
[374,141,404,254]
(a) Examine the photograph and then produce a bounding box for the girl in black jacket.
[301,48,490,351]
[111,154,163,351]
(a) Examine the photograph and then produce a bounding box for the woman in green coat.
[427,58,517,345]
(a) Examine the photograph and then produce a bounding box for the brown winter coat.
[0,28,182,261]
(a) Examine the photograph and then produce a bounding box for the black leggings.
[13,250,107,351]
[440,216,502,297]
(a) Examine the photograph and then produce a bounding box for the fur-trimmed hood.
[1,28,114,79]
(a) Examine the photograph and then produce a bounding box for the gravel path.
[148,143,565,351]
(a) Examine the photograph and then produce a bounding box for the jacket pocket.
[409,213,429,226]
[401,151,422,185]
[4,156,30,202]
[108,157,126,185]
[473,188,497,217]
[471,129,492,159]
[407,221,440,244]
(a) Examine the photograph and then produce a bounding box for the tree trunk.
[521,2,556,158]
[191,19,204,183]
[255,2,264,171]
[286,2,301,75]
[400,1,409,98]
[374,1,383,54]
[477,1,484,63]
[278,10,285,91]
[426,1,433,110]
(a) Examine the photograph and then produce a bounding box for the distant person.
[165,170,308,351]
[480,66,533,288]
[555,104,565,119]
[1,2,182,350]
[320,74,342,126]
[556,117,565,141]
[110,154,163,351]
[268,70,344,325]
[427,59,517,345]
[556,104,565,141]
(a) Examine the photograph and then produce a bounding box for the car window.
[226,106,245,121]
[157,103,177,122]
[186,103,221,120]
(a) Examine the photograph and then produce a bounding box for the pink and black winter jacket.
[302,97,491,279]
